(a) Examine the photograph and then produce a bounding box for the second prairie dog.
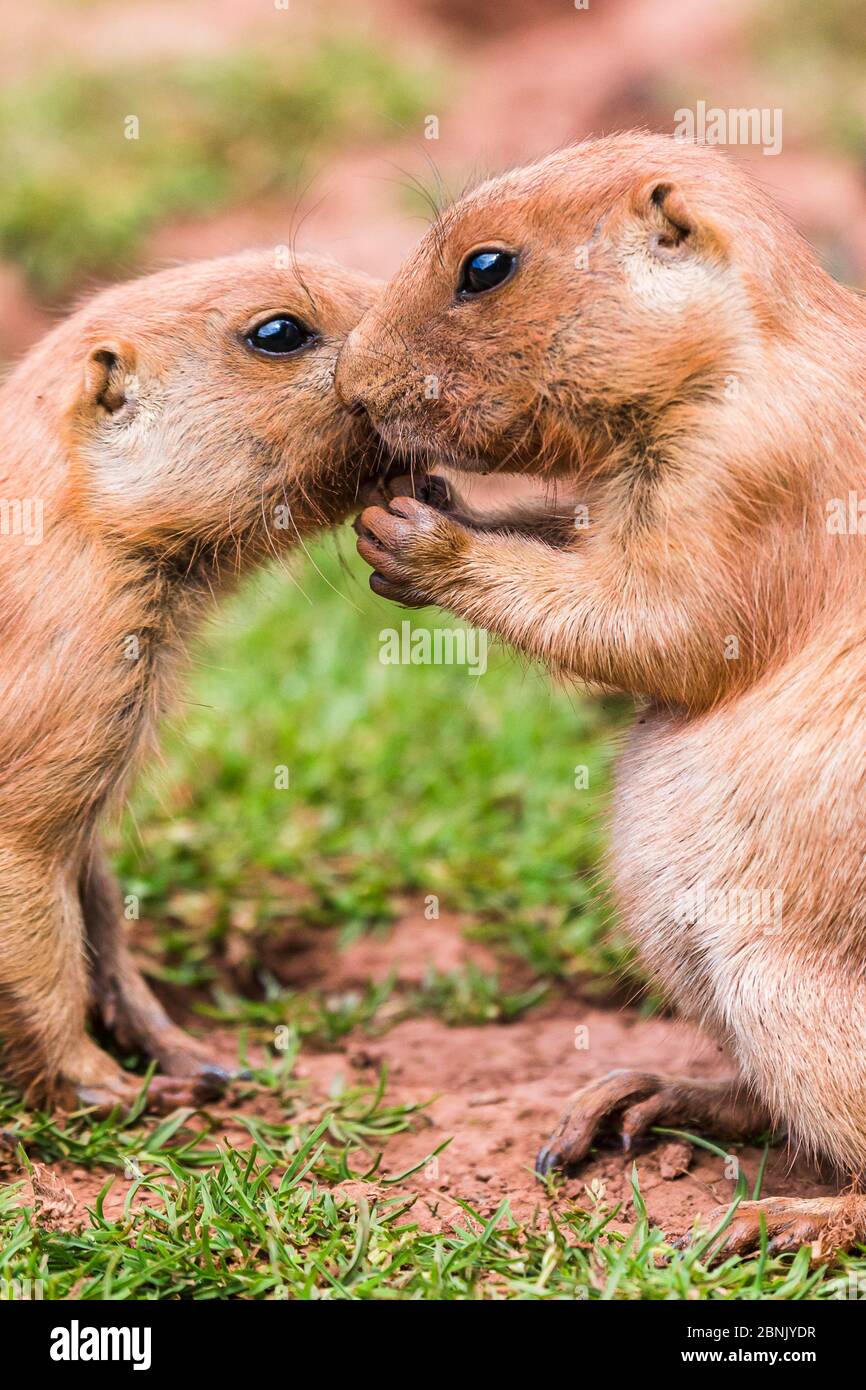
[341,132,866,1256]
[0,250,380,1112]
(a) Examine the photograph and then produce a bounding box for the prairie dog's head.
[336,133,817,477]
[57,251,382,553]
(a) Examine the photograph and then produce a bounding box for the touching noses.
[335,323,372,413]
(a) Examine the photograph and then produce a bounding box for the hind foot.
[75,1069,225,1117]
[92,944,235,1090]
[675,1195,866,1259]
[48,1037,227,1118]
[536,1069,770,1176]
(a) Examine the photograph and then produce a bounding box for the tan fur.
[0,249,381,1110]
[342,132,866,1249]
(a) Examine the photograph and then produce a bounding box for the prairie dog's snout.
[340,134,786,478]
[334,321,363,402]
[334,313,393,420]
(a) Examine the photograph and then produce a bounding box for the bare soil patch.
[7,913,833,1244]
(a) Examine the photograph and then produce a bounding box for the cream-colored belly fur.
[611,638,866,1173]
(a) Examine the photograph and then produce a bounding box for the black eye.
[244,315,315,356]
[457,249,517,298]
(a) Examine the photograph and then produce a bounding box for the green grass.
[119,540,627,994]
[0,38,431,296]
[1,1095,861,1299]
[1,541,863,1299]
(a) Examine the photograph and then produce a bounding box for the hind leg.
[0,844,116,1105]
[80,845,231,1093]
[0,843,202,1113]
[680,955,866,1259]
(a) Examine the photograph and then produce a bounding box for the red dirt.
[283,914,834,1235]
[7,913,833,1242]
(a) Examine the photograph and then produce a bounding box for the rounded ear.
[80,340,137,417]
[636,179,725,260]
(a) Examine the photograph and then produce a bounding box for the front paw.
[354,495,469,607]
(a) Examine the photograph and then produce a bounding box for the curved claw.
[356,471,454,513]
[535,1070,661,1177]
[535,1143,563,1178]
[191,1063,233,1096]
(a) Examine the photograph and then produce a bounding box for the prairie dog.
[341,132,866,1255]
[0,250,380,1112]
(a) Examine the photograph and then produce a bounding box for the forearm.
[427,529,721,704]
[430,531,604,673]
[449,498,579,547]
[356,496,740,707]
